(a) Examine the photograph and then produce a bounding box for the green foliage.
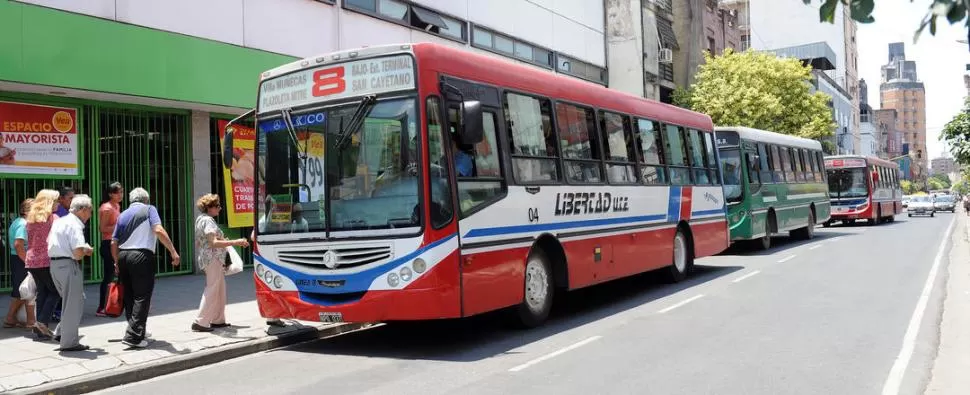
[940,97,970,166]
[952,179,970,195]
[928,177,948,191]
[676,50,835,139]
[807,0,969,40]
[671,87,694,109]
[929,173,953,188]
[901,179,918,194]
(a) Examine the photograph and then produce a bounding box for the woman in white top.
[192,194,248,332]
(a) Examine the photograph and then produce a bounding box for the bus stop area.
[0,270,367,394]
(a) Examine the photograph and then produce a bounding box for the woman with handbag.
[192,194,248,332]
[4,198,35,329]
[25,189,61,340]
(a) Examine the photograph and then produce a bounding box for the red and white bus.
[824,155,902,226]
[224,43,729,327]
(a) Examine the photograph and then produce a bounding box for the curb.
[15,322,373,395]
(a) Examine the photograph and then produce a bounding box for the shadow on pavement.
[289,264,741,362]
[717,229,855,257]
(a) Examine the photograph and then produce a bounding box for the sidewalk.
[0,270,369,394]
[925,211,970,394]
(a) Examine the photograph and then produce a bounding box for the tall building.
[880,42,927,181]
[722,0,859,151]
[874,109,903,160]
[931,157,957,176]
[671,0,742,93]
[859,79,877,156]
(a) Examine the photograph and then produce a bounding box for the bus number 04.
[528,208,539,223]
[312,67,346,97]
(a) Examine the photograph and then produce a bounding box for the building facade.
[880,42,927,181]
[931,157,957,176]
[873,108,903,160]
[859,80,877,156]
[0,0,613,290]
[670,0,742,95]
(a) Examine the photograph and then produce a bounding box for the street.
[95,213,955,395]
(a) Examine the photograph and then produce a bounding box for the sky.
[856,0,970,160]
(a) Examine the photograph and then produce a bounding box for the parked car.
[934,195,956,212]
[908,195,936,217]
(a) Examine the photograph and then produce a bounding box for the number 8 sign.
[313,67,346,97]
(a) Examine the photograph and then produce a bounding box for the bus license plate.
[318,312,343,323]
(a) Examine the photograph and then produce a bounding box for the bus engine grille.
[277,246,393,269]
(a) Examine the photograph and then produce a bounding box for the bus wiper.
[280,108,307,162]
[335,95,378,150]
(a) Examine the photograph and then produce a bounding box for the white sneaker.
[122,339,150,348]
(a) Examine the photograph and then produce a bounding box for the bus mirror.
[459,100,484,145]
[222,126,235,170]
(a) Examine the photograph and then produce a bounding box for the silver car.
[908,196,936,217]
[933,195,956,212]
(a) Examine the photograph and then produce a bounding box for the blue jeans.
[27,267,61,326]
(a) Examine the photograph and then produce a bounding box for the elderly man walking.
[47,194,94,351]
[111,187,180,348]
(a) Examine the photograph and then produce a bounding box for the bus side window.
[636,118,667,185]
[799,149,811,182]
[791,148,804,182]
[757,143,771,183]
[808,149,820,182]
[779,146,793,182]
[745,151,761,186]
[687,129,710,184]
[769,145,784,183]
[505,93,559,183]
[599,111,637,184]
[702,131,719,184]
[426,96,454,228]
[556,102,602,184]
[456,111,505,218]
[815,151,826,182]
[663,124,691,185]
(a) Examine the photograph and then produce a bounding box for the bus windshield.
[720,149,743,203]
[827,167,868,199]
[256,96,420,236]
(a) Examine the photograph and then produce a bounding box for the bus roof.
[713,126,822,150]
[824,154,899,168]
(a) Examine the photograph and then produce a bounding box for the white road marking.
[731,270,761,283]
[777,255,797,263]
[881,217,956,395]
[809,244,824,250]
[658,294,705,313]
[508,336,603,372]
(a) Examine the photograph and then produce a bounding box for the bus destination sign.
[825,158,866,168]
[258,54,415,113]
[715,131,740,148]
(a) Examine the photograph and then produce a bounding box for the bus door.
[440,78,520,316]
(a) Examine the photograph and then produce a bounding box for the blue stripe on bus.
[692,208,726,216]
[666,186,682,223]
[462,214,668,238]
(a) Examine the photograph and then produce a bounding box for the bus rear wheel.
[663,230,693,283]
[515,250,554,328]
[792,211,815,240]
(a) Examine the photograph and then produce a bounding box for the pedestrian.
[4,198,35,329]
[47,195,95,351]
[192,194,248,332]
[50,185,74,322]
[111,187,180,348]
[24,189,61,340]
[96,182,123,317]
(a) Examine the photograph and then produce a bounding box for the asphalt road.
[96,212,956,395]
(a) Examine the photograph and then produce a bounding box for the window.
[426,97,453,228]
[448,108,504,217]
[556,54,608,85]
[344,1,467,42]
[664,124,691,185]
[808,150,821,182]
[815,152,826,182]
[556,102,602,183]
[600,112,637,184]
[505,93,559,183]
[746,150,761,186]
[791,148,804,182]
[708,37,716,54]
[757,143,771,183]
[770,145,784,182]
[702,131,719,183]
[687,129,711,184]
[471,26,554,68]
[781,147,794,182]
[636,119,667,185]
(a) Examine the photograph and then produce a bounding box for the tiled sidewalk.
[0,270,362,394]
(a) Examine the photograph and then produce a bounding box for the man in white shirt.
[47,194,94,352]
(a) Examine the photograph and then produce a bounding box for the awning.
[657,17,679,50]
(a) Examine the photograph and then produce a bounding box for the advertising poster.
[0,101,80,178]
[217,120,256,228]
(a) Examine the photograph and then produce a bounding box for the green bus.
[714,127,832,249]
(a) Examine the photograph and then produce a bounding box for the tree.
[901,179,918,194]
[929,173,953,189]
[807,0,969,40]
[953,179,970,195]
[674,50,835,140]
[940,97,970,166]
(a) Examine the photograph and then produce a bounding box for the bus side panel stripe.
[667,186,682,223]
[680,186,693,222]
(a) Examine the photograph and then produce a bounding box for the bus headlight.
[272,276,284,289]
[412,258,427,273]
[387,273,400,287]
[400,267,413,282]
[263,270,275,283]
[255,264,266,277]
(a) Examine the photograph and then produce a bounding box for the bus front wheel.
[758,218,773,250]
[515,250,554,328]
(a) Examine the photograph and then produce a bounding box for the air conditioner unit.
[659,48,673,63]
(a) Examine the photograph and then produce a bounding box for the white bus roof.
[260,44,415,81]
[714,126,823,151]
